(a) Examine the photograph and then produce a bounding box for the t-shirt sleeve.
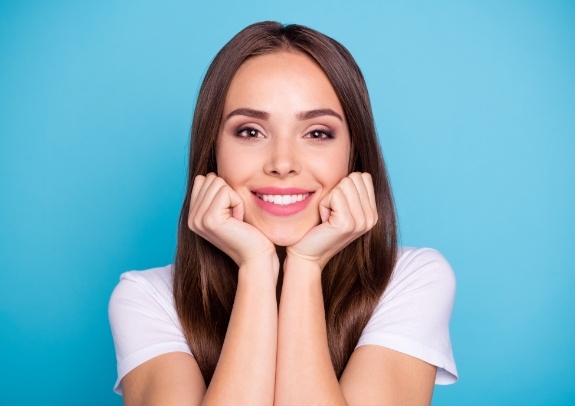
[356,248,458,384]
[108,267,192,395]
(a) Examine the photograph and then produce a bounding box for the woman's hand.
[286,172,378,270]
[188,173,276,268]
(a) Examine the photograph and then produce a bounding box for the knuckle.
[216,182,229,194]
[365,217,376,229]
[355,218,367,230]
[193,174,204,184]
[188,216,201,232]
[349,172,362,181]
[194,216,204,230]
[211,177,227,191]
[187,207,197,228]
[202,213,217,229]
[339,177,353,188]
[342,217,355,233]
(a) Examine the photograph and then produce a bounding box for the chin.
[260,226,309,247]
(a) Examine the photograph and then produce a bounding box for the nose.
[263,137,301,178]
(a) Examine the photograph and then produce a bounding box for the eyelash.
[234,127,334,141]
[305,129,334,140]
[235,127,262,139]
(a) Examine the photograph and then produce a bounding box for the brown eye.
[235,127,262,138]
[306,130,334,140]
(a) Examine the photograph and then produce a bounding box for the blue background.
[1,1,573,404]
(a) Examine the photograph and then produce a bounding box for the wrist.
[283,252,323,280]
[238,252,280,282]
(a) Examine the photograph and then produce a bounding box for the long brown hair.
[174,21,397,385]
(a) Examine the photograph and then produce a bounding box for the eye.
[235,127,263,139]
[306,129,334,140]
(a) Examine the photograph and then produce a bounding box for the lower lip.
[252,193,314,216]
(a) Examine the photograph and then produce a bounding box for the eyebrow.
[224,108,343,122]
[297,108,343,122]
[225,108,269,121]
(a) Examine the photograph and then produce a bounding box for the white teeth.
[255,193,309,206]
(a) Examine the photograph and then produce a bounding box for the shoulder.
[387,247,456,300]
[357,247,458,384]
[372,247,456,327]
[110,265,175,306]
[109,265,179,328]
[108,265,192,394]
[114,263,175,292]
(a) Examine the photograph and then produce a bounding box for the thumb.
[319,193,332,223]
[228,188,245,221]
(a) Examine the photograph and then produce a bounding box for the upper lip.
[251,187,314,195]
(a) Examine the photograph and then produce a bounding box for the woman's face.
[217,51,351,246]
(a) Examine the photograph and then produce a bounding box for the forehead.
[223,51,344,115]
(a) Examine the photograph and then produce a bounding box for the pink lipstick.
[251,187,314,216]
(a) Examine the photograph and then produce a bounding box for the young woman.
[109,21,458,405]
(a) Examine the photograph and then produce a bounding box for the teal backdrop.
[1,1,573,405]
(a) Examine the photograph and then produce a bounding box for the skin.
[216,50,351,250]
[121,51,437,405]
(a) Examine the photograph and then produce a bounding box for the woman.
[109,21,458,405]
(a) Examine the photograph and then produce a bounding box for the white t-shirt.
[109,247,458,394]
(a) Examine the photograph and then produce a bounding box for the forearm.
[274,256,347,405]
[203,257,278,405]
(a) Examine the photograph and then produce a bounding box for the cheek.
[313,151,350,188]
[216,143,243,186]
[216,151,259,200]
[324,136,351,180]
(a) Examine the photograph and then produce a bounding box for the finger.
[195,176,228,222]
[361,172,378,226]
[337,176,366,232]
[348,172,370,215]
[196,176,245,224]
[319,191,332,223]
[200,182,240,230]
[189,174,223,231]
[195,172,218,202]
[191,173,216,207]
[349,172,377,228]
[319,186,354,232]
[228,187,245,221]
[189,175,207,229]
[190,175,206,208]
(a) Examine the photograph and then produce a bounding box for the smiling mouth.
[254,193,310,206]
